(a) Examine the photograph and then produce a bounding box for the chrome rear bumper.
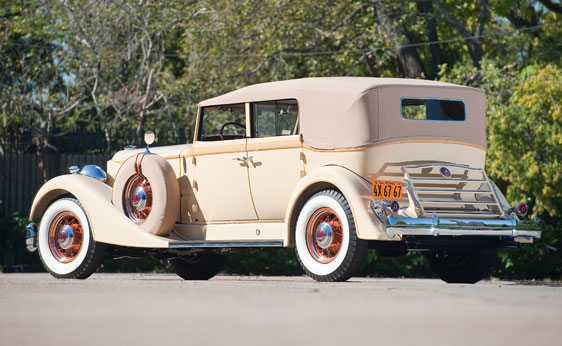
[385,215,541,242]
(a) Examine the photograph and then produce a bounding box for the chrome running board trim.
[169,240,284,249]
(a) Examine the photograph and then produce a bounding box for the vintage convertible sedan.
[26,77,541,283]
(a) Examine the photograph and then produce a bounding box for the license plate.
[372,180,403,200]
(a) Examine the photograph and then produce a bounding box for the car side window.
[199,104,246,141]
[253,99,298,138]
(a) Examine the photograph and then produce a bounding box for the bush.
[440,61,562,281]
[0,213,44,272]
[224,248,303,276]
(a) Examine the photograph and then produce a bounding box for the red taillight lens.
[389,200,400,213]
[516,202,528,217]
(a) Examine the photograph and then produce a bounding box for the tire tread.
[296,189,368,282]
[39,198,105,279]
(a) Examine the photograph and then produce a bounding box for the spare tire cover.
[112,153,180,236]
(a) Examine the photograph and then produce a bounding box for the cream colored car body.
[29,77,538,249]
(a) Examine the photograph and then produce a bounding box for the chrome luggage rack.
[371,163,541,242]
[402,163,507,218]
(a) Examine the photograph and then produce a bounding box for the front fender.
[284,165,397,243]
[30,174,169,248]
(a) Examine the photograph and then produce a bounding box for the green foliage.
[0,214,43,272]
[361,251,432,278]
[440,61,562,280]
[489,64,562,217]
[98,257,170,274]
[224,248,303,276]
[494,217,562,280]
[1,0,562,279]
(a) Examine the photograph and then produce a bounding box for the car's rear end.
[348,82,541,246]
[375,163,540,242]
[299,78,541,247]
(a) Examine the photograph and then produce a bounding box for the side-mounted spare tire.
[112,153,180,236]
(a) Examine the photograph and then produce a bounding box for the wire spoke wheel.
[305,207,343,263]
[38,198,105,279]
[123,175,153,224]
[295,189,367,282]
[48,211,84,263]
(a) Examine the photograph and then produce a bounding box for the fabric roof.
[199,77,487,149]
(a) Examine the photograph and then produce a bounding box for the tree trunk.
[375,4,425,78]
[421,1,442,79]
[432,0,488,69]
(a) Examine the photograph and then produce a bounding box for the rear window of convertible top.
[401,98,465,121]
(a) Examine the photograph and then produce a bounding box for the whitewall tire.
[38,198,105,279]
[295,189,367,282]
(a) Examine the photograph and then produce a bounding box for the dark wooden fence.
[0,153,112,217]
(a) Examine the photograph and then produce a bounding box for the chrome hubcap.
[131,187,147,211]
[315,222,333,249]
[57,225,75,250]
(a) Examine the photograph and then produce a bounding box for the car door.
[191,103,258,222]
[246,99,303,221]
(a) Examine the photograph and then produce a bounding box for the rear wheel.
[426,250,497,284]
[295,189,367,282]
[169,252,227,280]
[38,198,105,279]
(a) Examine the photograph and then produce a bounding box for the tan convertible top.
[199,77,487,149]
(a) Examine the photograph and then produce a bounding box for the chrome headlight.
[79,165,107,183]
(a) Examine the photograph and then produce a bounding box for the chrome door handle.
[233,156,253,162]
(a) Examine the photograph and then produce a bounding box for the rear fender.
[284,165,396,244]
[30,174,169,248]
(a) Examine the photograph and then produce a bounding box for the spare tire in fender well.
[112,154,180,236]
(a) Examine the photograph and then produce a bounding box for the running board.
[168,240,284,249]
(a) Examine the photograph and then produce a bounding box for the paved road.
[1,274,561,346]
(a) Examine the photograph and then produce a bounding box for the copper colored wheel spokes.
[305,208,344,263]
[124,175,153,224]
[48,211,84,263]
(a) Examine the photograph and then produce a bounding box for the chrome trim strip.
[168,240,284,248]
[418,200,498,205]
[416,188,493,193]
[408,177,487,182]
[489,179,510,216]
[404,163,478,170]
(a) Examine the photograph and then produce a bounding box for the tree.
[55,0,187,149]
[0,1,79,154]
[432,0,488,68]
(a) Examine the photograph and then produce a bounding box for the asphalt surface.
[1,274,561,346]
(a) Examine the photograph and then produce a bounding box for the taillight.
[389,200,400,213]
[515,202,528,217]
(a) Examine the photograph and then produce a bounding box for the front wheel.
[38,198,105,279]
[295,189,367,282]
[426,250,497,284]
